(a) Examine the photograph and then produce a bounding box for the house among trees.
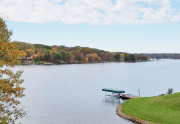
[20,57,32,64]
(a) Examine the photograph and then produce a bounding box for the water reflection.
[103,98,121,105]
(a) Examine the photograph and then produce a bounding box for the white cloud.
[0,0,180,25]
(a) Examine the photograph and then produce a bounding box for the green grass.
[121,92,180,124]
[34,61,44,64]
[59,61,68,64]
[43,62,54,65]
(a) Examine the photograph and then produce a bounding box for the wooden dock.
[119,94,140,99]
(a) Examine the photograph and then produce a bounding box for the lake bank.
[117,92,180,124]
[116,104,156,124]
[21,60,151,65]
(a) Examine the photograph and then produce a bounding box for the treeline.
[14,41,149,64]
[142,53,180,59]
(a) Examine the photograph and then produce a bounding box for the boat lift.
[102,88,125,99]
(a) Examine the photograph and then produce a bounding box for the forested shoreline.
[14,41,149,64]
[142,53,180,59]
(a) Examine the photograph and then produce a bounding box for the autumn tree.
[141,55,148,61]
[25,49,34,57]
[87,54,93,62]
[0,17,26,123]
[106,52,113,61]
[85,57,88,63]
[73,52,84,62]
[136,54,141,61]
[14,41,27,50]
[92,53,98,61]
[31,54,36,60]
[52,45,58,52]
[24,43,35,51]
[120,53,125,61]
[36,48,45,61]
[99,52,106,61]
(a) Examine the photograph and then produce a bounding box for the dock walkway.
[119,94,140,99]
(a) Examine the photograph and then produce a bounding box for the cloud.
[0,0,180,25]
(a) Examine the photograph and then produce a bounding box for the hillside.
[14,41,149,64]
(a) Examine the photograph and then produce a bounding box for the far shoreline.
[20,60,151,66]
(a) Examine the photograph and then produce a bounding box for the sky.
[1,0,180,53]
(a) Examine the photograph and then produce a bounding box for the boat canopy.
[102,88,125,93]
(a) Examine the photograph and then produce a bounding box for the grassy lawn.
[121,92,180,124]
[43,62,54,65]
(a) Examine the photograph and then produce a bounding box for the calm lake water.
[11,59,180,124]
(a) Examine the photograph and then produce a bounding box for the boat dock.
[102,88,139,99]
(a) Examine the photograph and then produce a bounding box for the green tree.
[66,52,74,63]
[60,50,67,61]
[34,56,40,63]
[53,52,62,61]
[0,17,26,123]
[125,54,136,62]
[114,52,120,61]
[43,50,53,61]
[167,88,173,94]
[60,51,74,63]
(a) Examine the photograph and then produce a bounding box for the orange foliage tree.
[120,53,125,61]
[0,17,26,123]
[85,57,88,63]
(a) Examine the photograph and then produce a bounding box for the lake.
[12,59,180,124]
